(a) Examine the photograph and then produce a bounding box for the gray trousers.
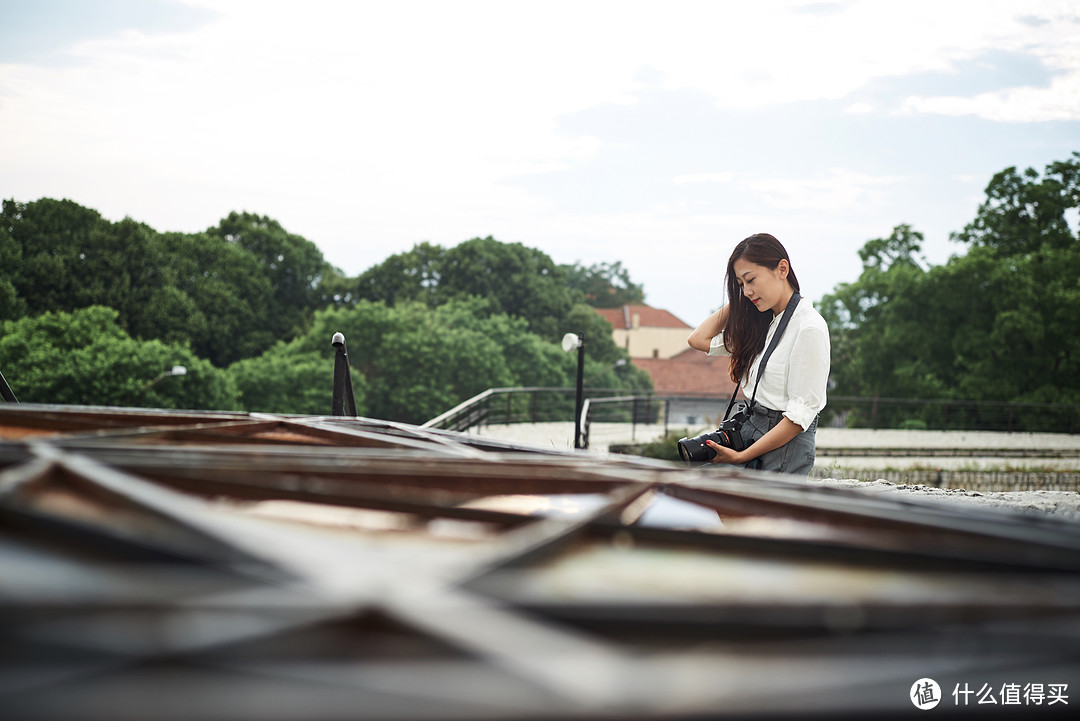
[737,405,818,476]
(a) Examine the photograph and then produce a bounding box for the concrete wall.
[612,326,692,360]
[465,422,1080,490]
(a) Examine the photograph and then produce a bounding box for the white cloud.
[951,174,986,185]
[901,73,1080,122]
[743,169,907,213]
[0,0,1077,325]
[887,1,1080,121]
[673,172,735,185]
[620,0,1080,123]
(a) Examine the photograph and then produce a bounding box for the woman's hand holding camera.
[705,440,747,465]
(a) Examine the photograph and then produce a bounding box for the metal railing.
[825,396,1079,434]
[425,388,1080,441]
[578,395,666,449]
[422,387,632,433]
[0,369,17,404]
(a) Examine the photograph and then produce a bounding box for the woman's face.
[732,257,791,315]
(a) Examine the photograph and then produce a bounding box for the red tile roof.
[595,305,691,330]
[633,348,739,398]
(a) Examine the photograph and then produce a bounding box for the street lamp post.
[142,365,187,391]
[562,332,585,449]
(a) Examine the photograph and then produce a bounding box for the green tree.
[1,199,335,368]
[0,220,20,320]
[943,153,1080,404]
[303,300,520,423]
[820,224,930,400]
[231,297,649,424]
[347,237,644,370]
[1,198,654,420]
[821,154,1080,428]
[0,306,239,410]
[1,201,164,326]
[952,152,1080,256]
[352,237,582,340]
[350,241,445,308]
[561,260,646,307]
[110,216,166,328]
[149,231,278,366]
[228,341,344,416]
[920,244,1080,404]
[2,198,120,315]
[438,237,576,339]
[207,211,340,339]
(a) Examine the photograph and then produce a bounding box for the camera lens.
[677,430,722,463]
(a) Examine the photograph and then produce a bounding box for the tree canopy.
[343,236,643,369]
[560,260,646,308]
[0,199,339,367]
[0,306,239,410]
[350,237,577,339]
[230,298,650,422]
[207,211,341,341]
[18,147,1077,431]
[0,199,652,420]
[821,152,1080,427]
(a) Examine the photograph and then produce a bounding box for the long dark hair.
[723,233,800,384]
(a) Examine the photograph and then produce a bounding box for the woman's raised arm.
[687,304,729,352]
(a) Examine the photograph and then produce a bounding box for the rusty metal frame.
[3,403,1080,719]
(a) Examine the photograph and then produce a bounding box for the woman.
[687,233,830,475]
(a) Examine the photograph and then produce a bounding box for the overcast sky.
[2,0,1078,327]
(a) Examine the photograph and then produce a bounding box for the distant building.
[594,305,692,360]
[596,304,738,429]
[633,348,738,430]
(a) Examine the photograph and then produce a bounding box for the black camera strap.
[723,291,801,418]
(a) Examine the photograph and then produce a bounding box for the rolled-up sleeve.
[783,323,831,431]
[706,333,731,357]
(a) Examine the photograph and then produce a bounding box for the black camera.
[677,410,749,463]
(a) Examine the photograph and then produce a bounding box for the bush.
[610,429,691,462]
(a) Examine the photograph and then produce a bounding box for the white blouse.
[707,300,831,431]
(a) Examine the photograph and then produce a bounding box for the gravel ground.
[811,478,1080,522]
